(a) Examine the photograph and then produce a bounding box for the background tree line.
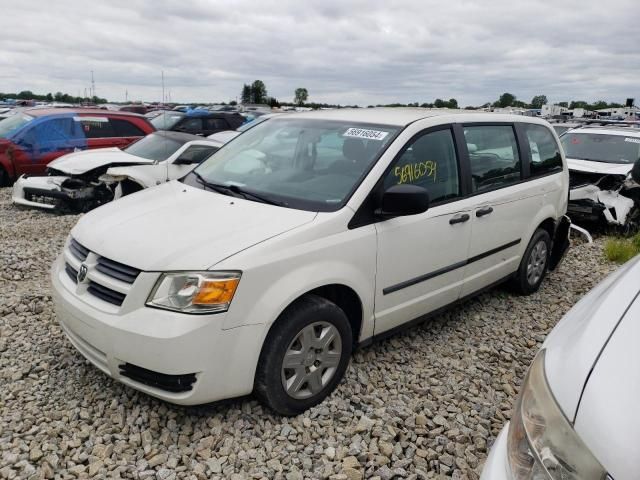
[0,90,107,104]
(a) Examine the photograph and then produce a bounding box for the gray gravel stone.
[0,187,617,478]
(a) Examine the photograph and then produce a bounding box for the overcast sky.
[1,0,638,106]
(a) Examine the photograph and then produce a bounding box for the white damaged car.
[562,126,640,234]
[12,131,223,212]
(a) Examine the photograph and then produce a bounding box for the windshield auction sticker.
[624,138,640,144]
[343,127,389,141]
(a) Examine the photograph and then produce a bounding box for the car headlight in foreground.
[146,271,241,314]
[507,350,608,479]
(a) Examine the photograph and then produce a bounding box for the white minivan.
[51,109,570,415]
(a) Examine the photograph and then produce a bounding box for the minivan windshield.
[189,118,399,211]
[561,132,640,164]
[0,113,34,138]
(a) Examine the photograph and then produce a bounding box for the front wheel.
[254,295,352,416]
[510,228,551,295]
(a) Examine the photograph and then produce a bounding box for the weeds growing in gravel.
[605,234,640,263]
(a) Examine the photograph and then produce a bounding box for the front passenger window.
[383,128,460,204]
[463,125,521,192]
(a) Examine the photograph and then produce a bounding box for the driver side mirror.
[376,184,430,219]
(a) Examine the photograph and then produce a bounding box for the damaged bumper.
[12,175,70,210]
[12,174,108,211]
[569,183,635,226]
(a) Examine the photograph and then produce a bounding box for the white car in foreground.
[12,131,223,212]
[52,109,570,415]
[481,256,640,480]
[562,127,640,234]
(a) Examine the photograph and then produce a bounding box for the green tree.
[17,90,33,99]
[497,92,516,108]
[448,98,458,109]
[240,84,252,104]
[434,98,446,108]
[558,101,568,108]
[569,100,589,109]
[251,80,267,104]
[45,93,53,101]
[530,95,547,109]
[294,87,308,106]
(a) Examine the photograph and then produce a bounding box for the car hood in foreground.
[572,287,640,480]
[543,256,640,421]
[566,157,632,176]
[71,181,317,271]
[48,148,155,175]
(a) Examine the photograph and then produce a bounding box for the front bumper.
[12,174,68,210]
[481,424,511,480]
[51,253,267,405]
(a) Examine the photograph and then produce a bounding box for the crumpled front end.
[11,173,116,212]
[568,170,640,233]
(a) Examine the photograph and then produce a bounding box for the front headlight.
[146,271,241,314]
[507,350,608,479]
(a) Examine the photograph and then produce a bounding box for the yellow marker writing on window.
[394,161,437,184]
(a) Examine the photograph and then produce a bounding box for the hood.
[71,180,317,271]
[543,257,640,421]
[566,157,632,176]
[572,290,640,480]
[48,148,155,175]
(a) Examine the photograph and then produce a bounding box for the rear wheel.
[254,295,352,416]
[0,167,9,187]
[510,229,551,295]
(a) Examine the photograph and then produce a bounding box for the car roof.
[279,107,551,127]
[24,108,145,118]
[565,126,640,137]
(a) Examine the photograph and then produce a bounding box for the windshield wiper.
[192,172,286,206]
[225,184,288,207]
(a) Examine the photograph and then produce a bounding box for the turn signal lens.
[192,278,240,305]
[146,271,241,314]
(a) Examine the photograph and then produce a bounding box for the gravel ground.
[0,186,617,480]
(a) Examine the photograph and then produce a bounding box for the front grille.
[66,237,142,308]
[96,256,141,284]
[119,363,197,393]
[69,239,89,261]
[87,281,126,306]
[65,263,78,283]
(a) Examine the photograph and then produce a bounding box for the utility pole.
[125,89,128,102]
[161,70,165,105]
[91,70,96,99]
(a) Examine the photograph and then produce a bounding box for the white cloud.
[1,0,638,105]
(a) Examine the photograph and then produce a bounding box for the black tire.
[254,294,353,416]
[0,166,9,187]
[510,228,552,295]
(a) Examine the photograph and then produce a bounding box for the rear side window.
[523,124,562,176]
[383,128,460,204]
[463,125,520,192]
[179,118,203,133]
[205,118,229,131]
[76,116,115,138]
[111,118,146,137]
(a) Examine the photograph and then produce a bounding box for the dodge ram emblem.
[77,264,88,283]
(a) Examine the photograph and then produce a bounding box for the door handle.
[449,213,470,225]
[476,206,494,217]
